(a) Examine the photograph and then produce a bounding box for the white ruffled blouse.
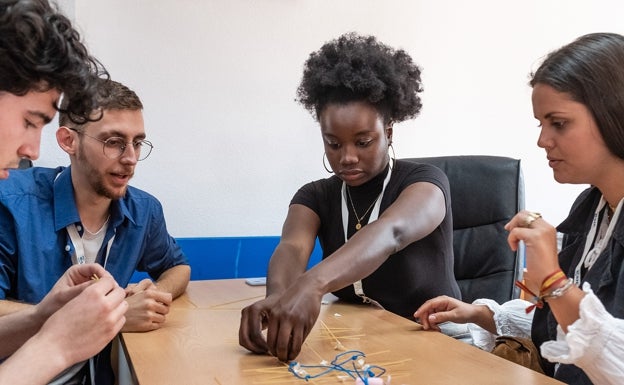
[468,283,624,384]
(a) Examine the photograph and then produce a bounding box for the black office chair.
[404,155,525,304]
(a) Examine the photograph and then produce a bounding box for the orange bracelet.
[515,270,571,314]
[540,270,566,293]
[541,276,567,295]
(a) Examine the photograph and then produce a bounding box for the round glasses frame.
[69,127,153,161]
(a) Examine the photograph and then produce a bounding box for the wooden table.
[120,279,563,385]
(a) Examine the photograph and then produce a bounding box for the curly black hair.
[296,32,423,124]
[0,0,108,124]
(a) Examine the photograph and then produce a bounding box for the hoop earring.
[388,143,396,171]
[322,152,333,174]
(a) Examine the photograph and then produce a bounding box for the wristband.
[540,269,566,293]
[541,278,574,301]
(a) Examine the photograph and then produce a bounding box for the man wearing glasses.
[0,79,190,384]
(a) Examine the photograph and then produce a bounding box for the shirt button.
[65,245,71,251]
[76,225,82,232]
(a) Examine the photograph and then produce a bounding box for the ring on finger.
[523,211,542,228]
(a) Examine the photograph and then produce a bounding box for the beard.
[93,174,126,200]
[77,143,129,200]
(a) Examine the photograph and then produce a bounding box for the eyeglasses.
[69,127,153,161]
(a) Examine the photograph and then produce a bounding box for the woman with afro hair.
[239,32,461,361]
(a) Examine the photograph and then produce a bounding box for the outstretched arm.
[239,204,320,357]
[266,205,320,297]
[241,181,447,361]
[302,181,445,295]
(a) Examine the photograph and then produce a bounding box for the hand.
[35,263,113,322]
[505,210,560,287]
[125,278,157,297]
[239,286,323,362]
[36,276,128,366]
[414,295,484,332]
[239,294,279,355]
[122,287,172,332]
[266,287,323,362]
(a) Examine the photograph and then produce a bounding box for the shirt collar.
[53,165,137,231]
[557,186,624,242]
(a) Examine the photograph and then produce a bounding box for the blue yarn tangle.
[288,350,386,383]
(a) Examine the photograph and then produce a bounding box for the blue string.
[288,350,386,382]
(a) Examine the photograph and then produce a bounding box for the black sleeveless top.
[291,159,461,319]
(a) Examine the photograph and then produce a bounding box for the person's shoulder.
[392,159,450,198]
[119,186,166,221]
[124,185,161,203]
[299,175,341,192]
[394,159,448,181]
[396,158,442,171]
[0,166,61,197]
[292,175,341,206]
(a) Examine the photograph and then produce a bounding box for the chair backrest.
[403,155,525,304]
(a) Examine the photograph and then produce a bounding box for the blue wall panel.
[129,236,322,283]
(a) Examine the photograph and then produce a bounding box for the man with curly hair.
[0,0,109,177]
[240,32,461,361]
[0,1,128,384]
[0,78,191,384]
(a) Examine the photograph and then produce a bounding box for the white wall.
[41,0,623,237]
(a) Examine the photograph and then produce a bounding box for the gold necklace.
[346,187,382,231]
[83,215,110,236]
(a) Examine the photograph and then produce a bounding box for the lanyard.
[66,223,115,268]
[67,223,115,384]
[573,196,623,285]
[63,223,116,385]
[340,166,392,304]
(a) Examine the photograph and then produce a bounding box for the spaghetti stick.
[319,320,345,350]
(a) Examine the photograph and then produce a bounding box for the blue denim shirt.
[0,166,188,303]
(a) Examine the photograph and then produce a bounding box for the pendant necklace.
[340,165,392,304]
[346,187,382,231]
